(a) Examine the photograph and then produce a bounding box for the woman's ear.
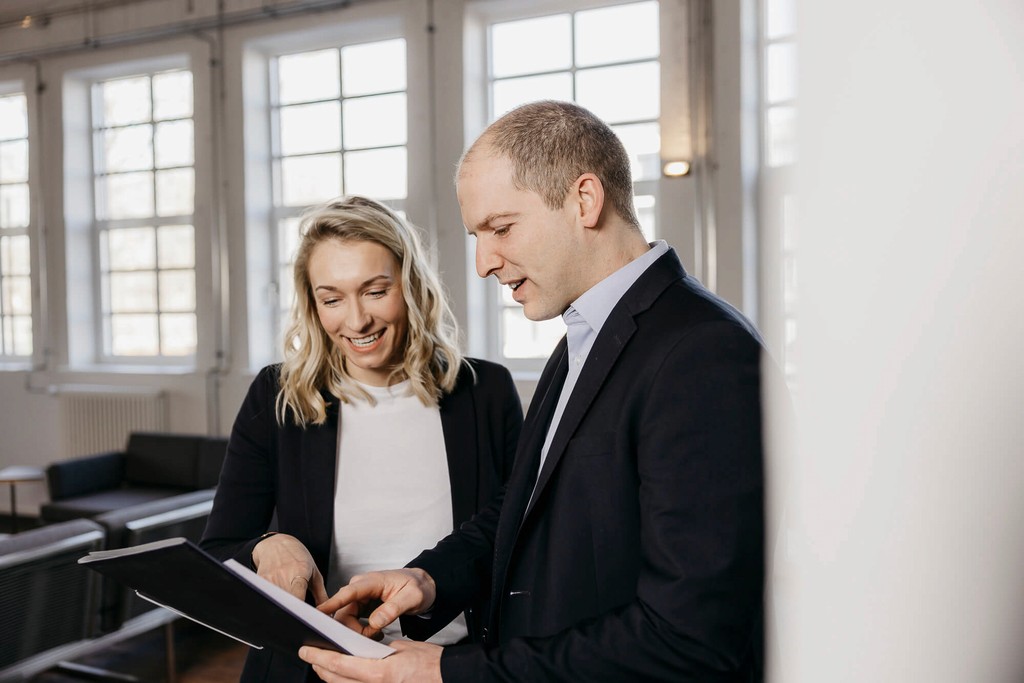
[573,173,605,229]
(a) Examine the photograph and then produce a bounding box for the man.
[300,100,766,682]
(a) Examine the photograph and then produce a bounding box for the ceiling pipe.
[0,0,355,64]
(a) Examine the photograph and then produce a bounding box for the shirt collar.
[565,240,669,334]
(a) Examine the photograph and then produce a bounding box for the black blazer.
[405,249,766,682]
[201,358,523,683]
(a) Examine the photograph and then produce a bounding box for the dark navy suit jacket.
[404,249,766,682]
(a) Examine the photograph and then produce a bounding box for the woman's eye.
[494,226,511,237]
[367,289,387,299]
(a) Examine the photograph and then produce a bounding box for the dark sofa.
[41,432,228,523]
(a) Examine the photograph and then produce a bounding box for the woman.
[201,196,523,682]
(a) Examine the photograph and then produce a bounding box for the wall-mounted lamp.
[662,160,691,177]
[21,15,32,28]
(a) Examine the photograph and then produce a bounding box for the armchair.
[41,432,228,523]
[0,518,105,680]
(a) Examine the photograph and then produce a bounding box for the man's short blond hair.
[462,100,640,229]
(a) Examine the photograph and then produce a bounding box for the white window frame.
[59,41,215,371]
[758,0,798,387]
[0,74,37,366]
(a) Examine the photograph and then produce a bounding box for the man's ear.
[573,173,605,229]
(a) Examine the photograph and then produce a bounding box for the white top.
[328,379,468,645]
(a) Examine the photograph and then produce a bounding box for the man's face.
[457,151,584,322]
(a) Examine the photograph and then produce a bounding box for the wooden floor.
[30,619,248,683]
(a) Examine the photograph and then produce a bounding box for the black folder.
[79,537,394,659]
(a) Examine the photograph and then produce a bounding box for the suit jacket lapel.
[489,340,568,623]
[523,249,687,522]
[301,392,341,568]
[439,367,477,525]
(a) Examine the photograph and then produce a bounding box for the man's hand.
[251,533,328,605]
[299,640,442,683]
[318,568,436,640]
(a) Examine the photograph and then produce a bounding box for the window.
[0,90,32,359]
[269,38,408,340]
[91,68,197,359]
[760,0,798,384]
[472,0,671,364]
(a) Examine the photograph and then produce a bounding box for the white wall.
[770,1,1024,680]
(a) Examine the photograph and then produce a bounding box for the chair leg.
[164,621,178,683]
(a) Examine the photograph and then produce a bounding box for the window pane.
[160,313,196,356]
[634,194,656,242]
[154,120,194,168]
[152,70,193,120]
[501,307,564,358]
[278,49,340,104]
[766,0,797,39]
[109,272,157,312]
[491,15,571,78]
[281,153,342,206]
[492,73,573,118]
[12,315,31,355]
[159,271,195,312]
[101,76,151,126]
[278,217,302,264]
[280,101,341,155]
[105,227,155,270]
[343,147,406,200]
[341,39,406,97]
[0,139,29,183]
[3,275,31,314]
[102,125,153,172]
[343,93,407,149]
[279,264,295,313]
[766,42,797,104]
[158,224,195,268]
[575,2,659,67]
[110,313,159,355]
[0,94,28,140]
[0,183,30,227]
[766,106,797,166]
[156,168,194,216]
[102,172,154,219]
[1,235,30,274]
[612,122,661,181]
[576,62,660,123]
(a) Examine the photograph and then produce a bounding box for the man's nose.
[475,239,502,279]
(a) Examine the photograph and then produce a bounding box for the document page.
[224,559,394,659]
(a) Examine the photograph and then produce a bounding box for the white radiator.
[58,387,168,457]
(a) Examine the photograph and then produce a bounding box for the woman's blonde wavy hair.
[277,196,464,427]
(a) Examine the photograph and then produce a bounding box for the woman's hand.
[251,533,329,605]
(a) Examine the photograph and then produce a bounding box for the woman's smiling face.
[307,238,408,387]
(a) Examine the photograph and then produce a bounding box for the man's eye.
[494,225,511,237]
